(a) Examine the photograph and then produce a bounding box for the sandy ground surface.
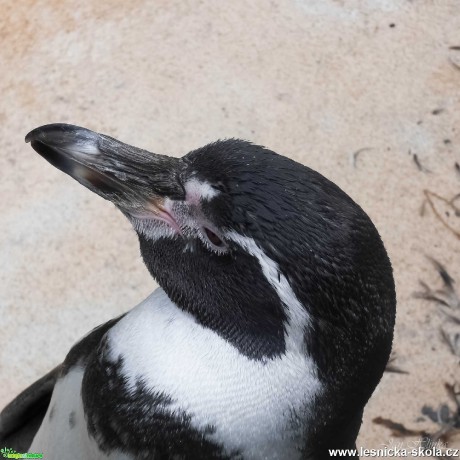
[1,0,460,456]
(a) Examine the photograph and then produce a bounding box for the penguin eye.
[203,227,225,249]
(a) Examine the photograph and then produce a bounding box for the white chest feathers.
[31,289,321,460]
[106,289,321,459]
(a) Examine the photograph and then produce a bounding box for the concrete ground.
[1,0,459,455]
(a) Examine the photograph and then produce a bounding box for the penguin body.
[29,289,318,459]
[0,125,396,459]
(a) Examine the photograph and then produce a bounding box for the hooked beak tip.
[25,124,102,154]
[25,123,66,143]
[25,122,186,205]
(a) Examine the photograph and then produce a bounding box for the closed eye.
[204,227,223,246]
[202,227,227,253]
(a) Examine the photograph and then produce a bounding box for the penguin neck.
[137,234,289,361]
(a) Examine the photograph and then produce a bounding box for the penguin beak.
[25,124,185,215]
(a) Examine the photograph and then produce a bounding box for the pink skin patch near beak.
[130,199,183,235]
[152,202,183,235]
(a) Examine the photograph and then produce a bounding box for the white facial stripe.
[184,178,219,205]
[226,232,311,354]
[107,289,321,459]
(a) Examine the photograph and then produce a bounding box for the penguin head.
[26,124,395,431]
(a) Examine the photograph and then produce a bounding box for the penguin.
[0,124,396,459]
